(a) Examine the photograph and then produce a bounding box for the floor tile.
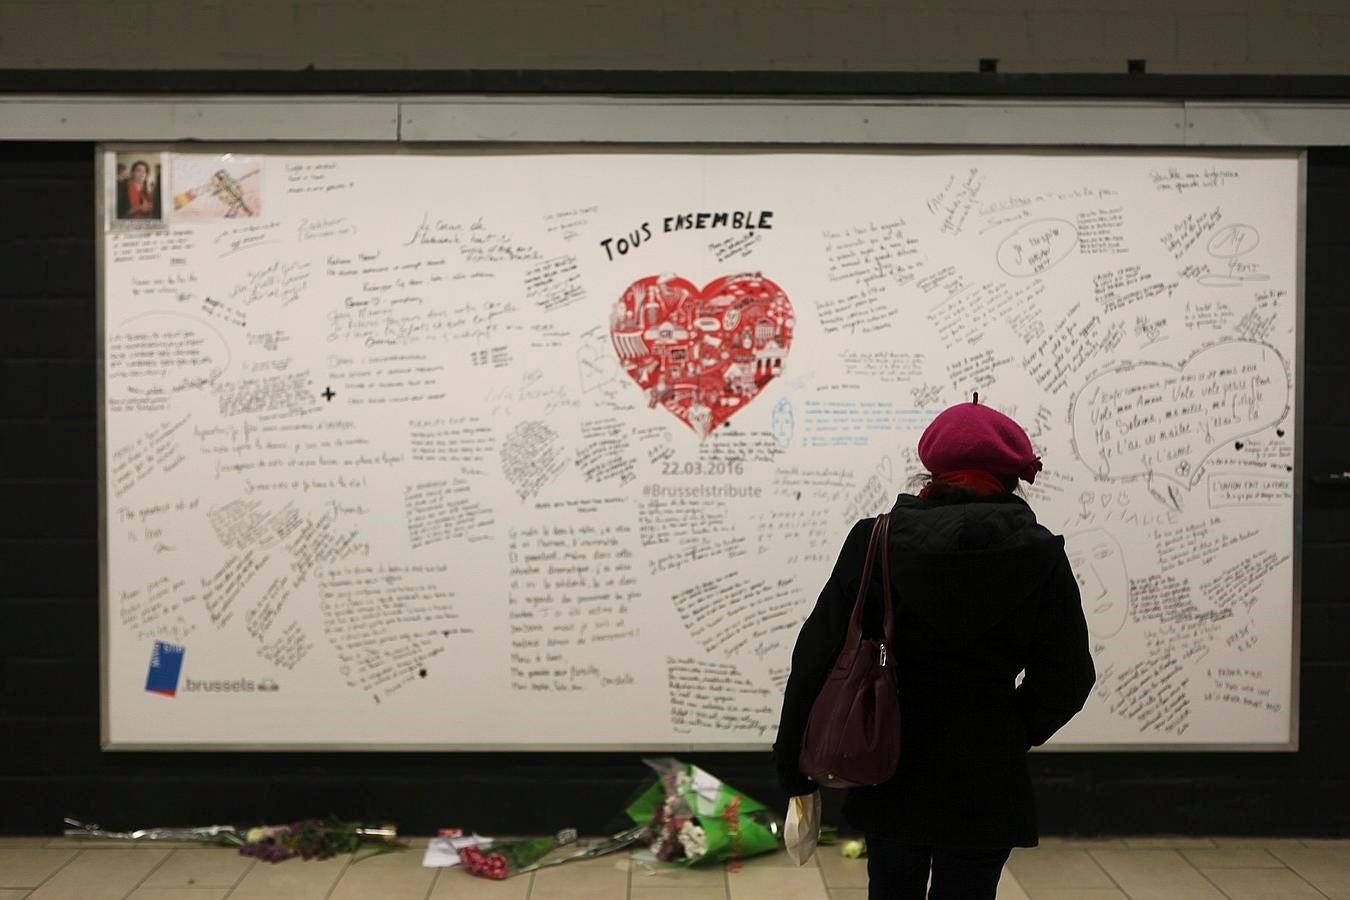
[629,855,726,888]
[427,868,532,899]
[1210,838,1307,851]
[727,864,830,900]
[28,849,170,900]
[630,887,726,900]
[40,840,207,850]
[225,854,348,900]
[740,849,816,869]
[828,891,865,900]
[816,851,867,888]
[124,890,231,900]
[328,848,435,900]
[1302,839,1350,851]
[1120,838,1218,850]
[1180,848,1284,868]
[0,891,31,899]
[1200,866,1329,899]
[1268,845,1350,899]
[1088,849,1226,900]
[1020,891,1128,899]
[0,840,53,849]
[818,858,1046,897]
[141,849,252,888]
[1005,849,1116,891]
[1038,838,1130,849]
[360,846,427,865]
[564,853,635,870]
[995,870,1031,899]
[0,850,76,888]
[530,857,628,900]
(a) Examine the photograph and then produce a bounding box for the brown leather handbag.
[798,513,900,789]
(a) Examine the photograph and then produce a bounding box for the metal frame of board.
[90,129,1306,753]
[10,97,1350,144]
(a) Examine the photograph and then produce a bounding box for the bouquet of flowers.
[625,758,780,869]
[237,817,403,863]
[456,826,648,880]
[457,829,577,879]
[63,816,403,865]
[63,818,241,846]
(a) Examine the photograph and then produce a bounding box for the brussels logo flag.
[145,641,185,697]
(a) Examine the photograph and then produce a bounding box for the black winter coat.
[772,492,1095,848]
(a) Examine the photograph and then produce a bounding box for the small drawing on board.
[171,154,264,220]
[109,152,166,230]
[1197,223,1270,287]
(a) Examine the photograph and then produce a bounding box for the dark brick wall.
[1,141,1347,837]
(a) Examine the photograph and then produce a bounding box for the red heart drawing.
[610,273,794,436]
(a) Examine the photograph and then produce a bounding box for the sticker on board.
[170,154,265,221]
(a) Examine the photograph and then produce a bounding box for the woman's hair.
[908,471,1020,503]
[130,160,150,177]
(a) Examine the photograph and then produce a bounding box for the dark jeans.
[865,834,1011,900]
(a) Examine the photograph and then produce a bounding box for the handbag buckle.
[878,643,887,668]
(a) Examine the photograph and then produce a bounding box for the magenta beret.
[918,398,1044,484]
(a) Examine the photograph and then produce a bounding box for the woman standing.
[773,397,1095,900]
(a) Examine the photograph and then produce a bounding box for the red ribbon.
[721,794,743,873]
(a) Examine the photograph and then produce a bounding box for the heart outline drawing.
[609,273,794,437]
[1067,339,1291,489]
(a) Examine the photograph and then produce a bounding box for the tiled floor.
[0,835,1346,899]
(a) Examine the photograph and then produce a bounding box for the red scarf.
[919,468,1008,501]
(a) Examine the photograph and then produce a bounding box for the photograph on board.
[171,154,264,221]
[110,152,165,228]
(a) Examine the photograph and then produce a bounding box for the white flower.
[678,820,708,860]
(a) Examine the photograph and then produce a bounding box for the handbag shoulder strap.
[845,513,894,644]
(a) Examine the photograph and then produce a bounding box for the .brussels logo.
[145,641,185,697]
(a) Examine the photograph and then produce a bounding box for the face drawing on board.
[609,273,794,437]
[1066,528,1129,639]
